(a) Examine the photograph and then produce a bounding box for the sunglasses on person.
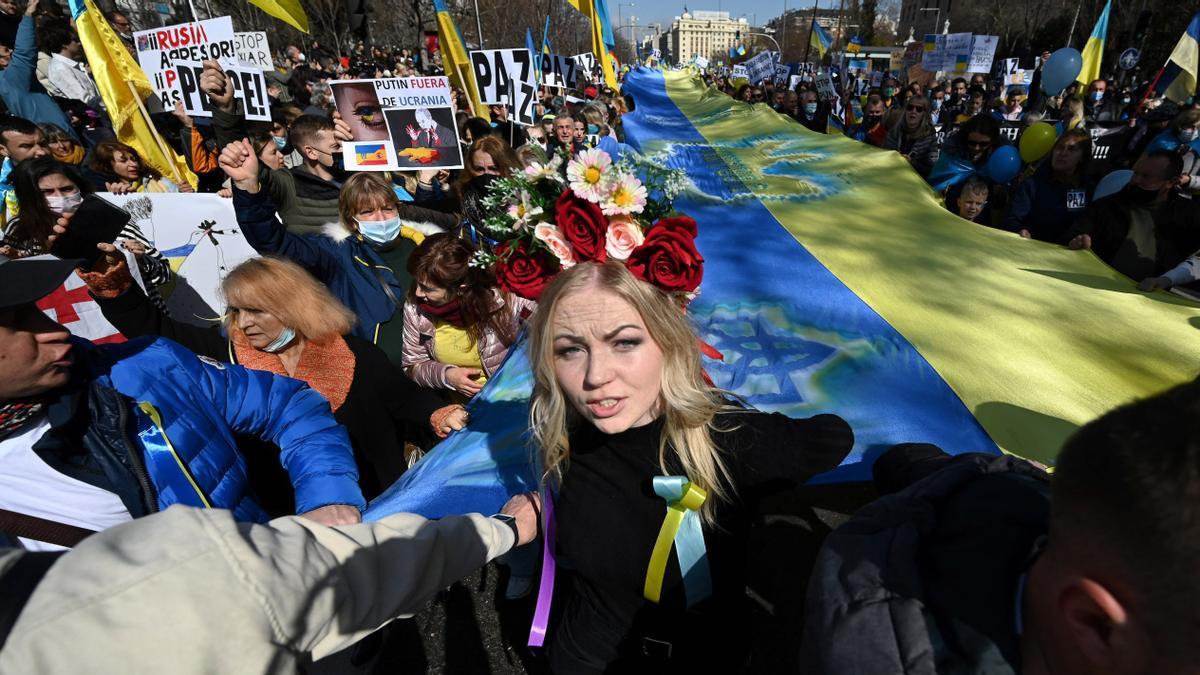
[906,105,925,112]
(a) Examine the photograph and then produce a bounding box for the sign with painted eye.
[331,76,464,172]
[469,48,535,105]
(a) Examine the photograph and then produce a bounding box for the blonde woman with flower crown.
[523,260,854,672]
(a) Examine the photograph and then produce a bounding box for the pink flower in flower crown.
[565,148,612,202]
[534,223,577,268]
[600,174,648,216]
[604,215,645,261]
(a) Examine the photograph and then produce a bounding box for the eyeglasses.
[906,105,925,112]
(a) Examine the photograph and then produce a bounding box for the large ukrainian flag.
[810,19,833,58]
[1076,0,1111,89]
[366,68,1200,521]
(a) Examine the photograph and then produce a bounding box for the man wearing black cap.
[0,254,368,551]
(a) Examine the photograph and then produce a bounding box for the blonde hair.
[338,172,400,233]
[222,256,356,344]
[528,261,734,523]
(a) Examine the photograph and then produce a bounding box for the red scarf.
[420,299,467,328]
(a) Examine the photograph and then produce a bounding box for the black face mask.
[865,114,882,126]
[1122,183,1161,204]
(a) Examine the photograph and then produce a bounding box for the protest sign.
[510,78,538,126]
[922,34,947,71]
[889,51,903,73]
[853,78,871,96]
[774,64,790,83]
[1086,122,1135,175]
[100,192,259,322]
[945,33,973,73]
[869,70,883,86]
[1000,58,1025,85]
[235,31,272,70]
[848,59,870,72]
[135,17,238,109]
[175,59,270,121]
[789,74,802,90]
[331,76,463,172]
[743,50,775,84]
[469,48,535,105]
[967,35,998,73]
[731,64,748,81]
[540,53,578,88]
[573,53,599,81]
[816,70,836,99]
[694,56,709,69]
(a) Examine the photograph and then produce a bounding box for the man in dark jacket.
[0,254,366,550]
[1084,78,1122,123]
[802,380,1200,674]
[1065,150,1200,279]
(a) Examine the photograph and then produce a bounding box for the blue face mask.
[1090,90,1104,102]
[356,215,402,244]
[587,124,600,134]
[273,136,288,151]
[932,98,944,110]
[803,103,818,115]
[262,326,297,353]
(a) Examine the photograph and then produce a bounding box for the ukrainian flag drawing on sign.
[356,144,388,166]
[364,68,1200,522]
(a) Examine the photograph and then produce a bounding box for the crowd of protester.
[706,61,1200,291]
[0,2,1198,671]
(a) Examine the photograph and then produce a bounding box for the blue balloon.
[1093,169,1133,201]
[1041,47,1083,96]
[984,145,1022,184]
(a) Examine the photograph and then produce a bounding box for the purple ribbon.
[527,490,556,647]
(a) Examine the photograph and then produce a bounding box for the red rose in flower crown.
[494,239,559,300]
[625,216,704,293]
[554,190,608,263]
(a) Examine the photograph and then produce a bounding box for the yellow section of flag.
[71,0,195,188]
[433,0,487,118]
[248,0,309,33]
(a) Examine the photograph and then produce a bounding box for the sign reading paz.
[540,53,578,89]
[469,49,535,105]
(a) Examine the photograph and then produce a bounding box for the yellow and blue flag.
[1076,0,1111,89]
[67,0,195,188]
[432,0,486,117]
[1159,12,1200,104]
[811,19,833,58]
[566,0,615,48]
[579,0,619,89]
[365,68,1200,521]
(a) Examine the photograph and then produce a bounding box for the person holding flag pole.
[67,0,196,190]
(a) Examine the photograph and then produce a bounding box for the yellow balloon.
[1019,122,1058,164]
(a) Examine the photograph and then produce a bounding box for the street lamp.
[918,6,939,38]
[746,30,782,54]
[619,2,636,60]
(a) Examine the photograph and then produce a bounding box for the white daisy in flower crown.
[600,174,648,216]
[524,155,563,182]
[566,148,612,202]
[506,190,543,230]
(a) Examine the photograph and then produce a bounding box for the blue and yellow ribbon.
[135,401,212,509]
[643,476,711,607]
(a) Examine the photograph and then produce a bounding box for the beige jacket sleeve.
[0,505,514,673]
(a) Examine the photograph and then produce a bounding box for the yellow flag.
[580,0,619,89]
[69,0,196,188]
[248,0,309,33]
[433,0,487,118]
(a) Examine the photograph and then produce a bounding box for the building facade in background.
[667,11,750,63]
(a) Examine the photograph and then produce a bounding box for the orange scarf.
[232,332,356,412]
[53,144,86,165]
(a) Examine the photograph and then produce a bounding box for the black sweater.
[549,408,854,673]
[91,284,443,502]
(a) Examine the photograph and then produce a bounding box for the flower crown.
[471,148,701,301]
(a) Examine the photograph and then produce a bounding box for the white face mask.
[45,191,83,214]
[355,215,402,244]
[1179,128,1199,143]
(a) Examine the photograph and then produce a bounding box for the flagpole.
[1133,60,1168,116]
[126,81,186,187]
[473,0,485,48]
